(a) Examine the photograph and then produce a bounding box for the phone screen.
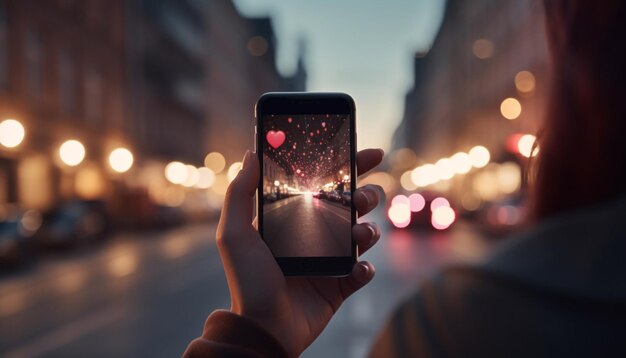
[261,114,352,258]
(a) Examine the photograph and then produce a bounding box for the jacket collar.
[479,195,626,300]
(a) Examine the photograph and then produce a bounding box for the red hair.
[532,0,626,219]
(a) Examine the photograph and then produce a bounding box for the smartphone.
[255,92,357,276]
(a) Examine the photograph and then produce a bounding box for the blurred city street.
[0,0,550,356]
[0,208,491,358]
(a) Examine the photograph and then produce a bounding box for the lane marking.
[318,202,351,223]
[263,196,301,214]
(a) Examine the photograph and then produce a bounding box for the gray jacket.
[371,196,626,357]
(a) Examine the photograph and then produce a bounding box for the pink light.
[388,203,411,229]
[391,195,409,206]
[408,193,425,212]
[430,197,450,211]
[392,219,411,228]
[431,206,455,230]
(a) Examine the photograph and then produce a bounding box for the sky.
[233,0,446,152]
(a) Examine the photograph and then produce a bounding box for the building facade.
[393,0,549,205]
[0,0,307,217]
[205,0,307,165]
[0,0,127,210]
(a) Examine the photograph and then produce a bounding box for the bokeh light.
[431,206,455,230]
[391,194,409,206]
[408,193,425,212]
[411,163,440,187]
[450,152,472,174]
[0,119,25,148]
[435,158,455,180]
[182,165,200,187]
[227,162,243,182]
[196,167,216,189]
[108,148,134,173]
[388,203,411,228]
[496,162,522,194]
[400,170,418,191]
[518,134,539,158]
[472,39,494,59]
[165,161,187,184]
[473,166,499,201]
[75,164,107,199]
[515,70,536,95]
[59,139,86,166]
[468,146,490,168]
[500,97,522,120]
[430,197,450,211]
[204,152,226,173]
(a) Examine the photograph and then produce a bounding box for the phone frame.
[255,92,357,276]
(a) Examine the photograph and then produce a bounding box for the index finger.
[357,148,384,176]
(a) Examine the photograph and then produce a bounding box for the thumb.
[218,151,259,239]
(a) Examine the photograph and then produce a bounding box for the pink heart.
[266,130,285,149]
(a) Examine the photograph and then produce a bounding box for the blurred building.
[392,0,548,207]
[0,0,127,210]
[205,0,307,165]
[0,0,307,220]
[127,0,206,165]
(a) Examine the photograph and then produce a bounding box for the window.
[58,49,75,113]
[24,28,42,101]
[0,1,7,87]
[84,67,103,123]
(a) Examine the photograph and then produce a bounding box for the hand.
[217,148,384,357]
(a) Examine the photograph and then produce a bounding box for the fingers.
[217,151,259,242]
[356,148,384,177]
[353,184,384,216]
[353,222,381,255]
[339,261,375,300]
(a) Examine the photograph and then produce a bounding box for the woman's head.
[532,0,626,219]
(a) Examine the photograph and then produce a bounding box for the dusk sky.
[233,0,446,151]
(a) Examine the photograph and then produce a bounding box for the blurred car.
[37,200,109,249]
[264,193,278,203]
[155,205,185,228]
[314,190,327,199]
[475,196,528,237]
[0,207,42,267]
[387,191,456,231]
[341,191,351,206]
[327,190,342,202]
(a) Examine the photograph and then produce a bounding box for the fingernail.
[358,263,372,281]
[363,189,377,208]
[366,224,377,244]
[242,150,251,169]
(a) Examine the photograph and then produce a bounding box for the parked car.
[0,208,41,267]
[37,200,109,249]
[327,190,342,202]
[341,191,351,206]
[314,190,327,199]
[264,192,278,203]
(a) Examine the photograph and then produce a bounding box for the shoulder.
[370,266,551,357]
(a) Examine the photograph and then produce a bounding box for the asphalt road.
[0,209,490,358]
[263,194,352,257]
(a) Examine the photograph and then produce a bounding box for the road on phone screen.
[263,194,351,257]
